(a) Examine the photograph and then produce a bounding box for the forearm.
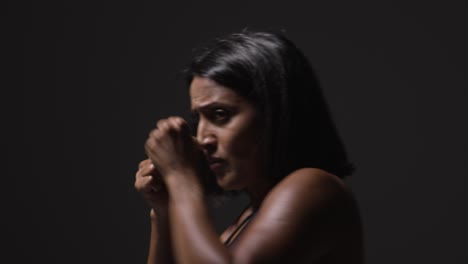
[147,210,174,264]
[166,175,231,264]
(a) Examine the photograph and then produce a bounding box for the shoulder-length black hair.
[184,30,354,179]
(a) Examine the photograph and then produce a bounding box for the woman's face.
[190,76,265,190]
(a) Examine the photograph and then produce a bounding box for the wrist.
[165,174,206,207]
[165,170,203,191]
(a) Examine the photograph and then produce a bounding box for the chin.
[214,170,237,189]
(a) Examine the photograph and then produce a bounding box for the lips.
[207,156,225,171]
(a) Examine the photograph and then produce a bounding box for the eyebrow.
[191,102,233,114]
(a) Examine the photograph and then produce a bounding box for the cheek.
[226,127,262,160]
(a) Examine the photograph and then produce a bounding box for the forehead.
[189,76,244,109]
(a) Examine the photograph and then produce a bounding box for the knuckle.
[157,119,169,130]
[169,124,181,133]
[145,139,152,149]
[138,159,148,169]
[175,117,186,125]
[141,165,151,176]
[135,176,152,192]
[149,130,155,137]
[150,128,159,138]
[156,119,165,127]
[172,117,186,128]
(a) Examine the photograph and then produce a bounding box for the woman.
[135,30,364,263]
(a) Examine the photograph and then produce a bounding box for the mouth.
[207,156,226,171]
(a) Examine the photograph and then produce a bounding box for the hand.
[134,159,169,214]
[144,117,203,181]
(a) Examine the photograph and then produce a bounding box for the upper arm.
[229,168,352,263]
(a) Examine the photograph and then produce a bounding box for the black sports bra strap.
[223,207,256,246]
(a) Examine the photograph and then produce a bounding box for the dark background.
[4,0,468,263]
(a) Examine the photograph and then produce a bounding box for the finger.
[167,117,193,147]
[139,163,156,177]
[144,134,159,157]
[178,118,190,135]
[148,127,161,141]
[169,116,190,135]
[136,163,158,178]
[144,176,162,193]
[136,175,164,193]
[164,116,187,137]
[166,116,183,134]
[134,175,154,192]
[156,119,170,131]
[138,159,151,169]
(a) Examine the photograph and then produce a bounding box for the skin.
[135,76,364,263]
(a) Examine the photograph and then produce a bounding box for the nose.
[197,120,217,155]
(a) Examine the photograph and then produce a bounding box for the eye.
[212,108,230,122]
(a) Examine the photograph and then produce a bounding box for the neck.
[245,177,275,209]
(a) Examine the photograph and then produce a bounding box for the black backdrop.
[4,0,468,263]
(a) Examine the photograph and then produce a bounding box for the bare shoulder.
[278,167,346,191]
[262,168,353,217]
[229,168,362,263]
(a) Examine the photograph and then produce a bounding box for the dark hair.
[184,30,354,179]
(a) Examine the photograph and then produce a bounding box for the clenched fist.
[144,116,204,184]
[134,159,168,213]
